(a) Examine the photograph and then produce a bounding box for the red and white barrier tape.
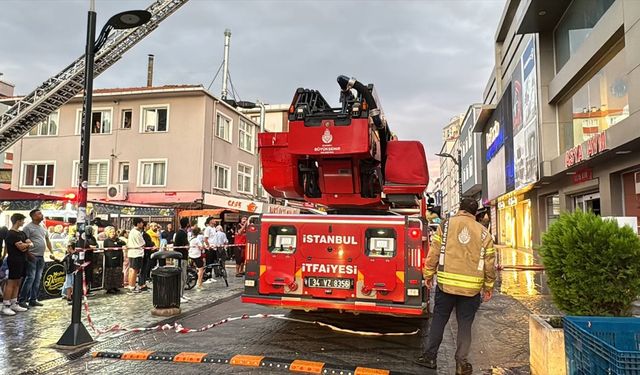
[71,243,247,252]
[75,267,417,337]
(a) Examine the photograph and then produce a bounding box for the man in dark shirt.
[2,214,32,316]
[174,217,190,304]
[161,223,175,246]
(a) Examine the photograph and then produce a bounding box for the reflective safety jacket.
[423,211,496,297]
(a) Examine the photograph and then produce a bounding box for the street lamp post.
[57,3,150,348]
[436,151,463,207]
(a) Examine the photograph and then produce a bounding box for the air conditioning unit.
[106,184,127,201]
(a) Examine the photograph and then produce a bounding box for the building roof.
[93,84,201,95]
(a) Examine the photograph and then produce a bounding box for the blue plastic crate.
[564,316,640,375]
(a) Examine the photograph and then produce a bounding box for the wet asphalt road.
[10,247,557,375]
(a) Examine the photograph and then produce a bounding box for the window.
[214,164,231,191]
[72,161,109,187]
[21,162,55,187]
[238,120,254,153]
[546,194,560,227]
[558,49,628,152]
[554,0,615,71]
[138,160,167,187]
[268,226,297,254]
[28,111,58,136]
[365,228,397,258]
[76,108,112,134]
[141,106,168,133]
[119,162,130,183]
[121,110,132,129]
[215,112,232,142]
[237,163,253,194]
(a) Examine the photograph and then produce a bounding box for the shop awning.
[0,189,64,201]
[89,201,175,217]
[0,189,66,211]
[178,208,232,218]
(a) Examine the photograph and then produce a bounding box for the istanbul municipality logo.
[322,129,333,144]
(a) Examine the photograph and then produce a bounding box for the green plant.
[540,210,640,316]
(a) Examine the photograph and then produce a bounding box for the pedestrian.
[212,225,228,278]
[2,213,32,316]
[50,241,76,304]
[174,217,191,304]
[415,198,496,375]
[160,223,175,248]
[103,226,125,294]
[119,229,129,287]
[18,209,52,309]
[140,222,158,289]
[0,226,8,259]
[189,227,206,290]
[234,217,248,277]
[126,218,146,294]
[203,217,217,275]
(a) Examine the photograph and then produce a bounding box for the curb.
[19,290,244,375]
[92,351,413,375]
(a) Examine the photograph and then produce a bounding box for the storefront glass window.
[554,0,615,71]
[558,49,628,152]
[546,194,560,226]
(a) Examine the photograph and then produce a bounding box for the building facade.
[460,104,483,203]
[7,85,264,213]
[438,115,463,215]
[471,0,640,248]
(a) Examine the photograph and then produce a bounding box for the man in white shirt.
[202,217,218,283]
[127,218,146,293]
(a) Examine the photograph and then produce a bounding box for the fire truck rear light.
[249,225,257,232]
[407,288,419,296]
[247,271,256,277]
[409,279,419,285]
[361,286,372,296]
[409,229,421,239]
[245,280,255,287]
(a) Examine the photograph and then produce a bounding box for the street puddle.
[496,248,548,297]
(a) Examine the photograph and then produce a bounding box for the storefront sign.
[572,169,593,184]
[265,204,300,215]
[204,193,264,213]
[498,196,519,210]
[42,263,65,297]
[565,132,607,168]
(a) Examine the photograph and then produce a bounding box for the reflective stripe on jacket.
[423,211,496,297]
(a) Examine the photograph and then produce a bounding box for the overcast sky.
[1,0,505,181]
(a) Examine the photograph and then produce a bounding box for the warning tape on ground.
[91,351,412,375]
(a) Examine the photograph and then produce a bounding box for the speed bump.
[91,351,412,375]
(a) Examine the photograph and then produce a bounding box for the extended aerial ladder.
[0,0,189,153]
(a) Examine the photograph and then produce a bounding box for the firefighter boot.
[413,355,437,369]
[456,362,473,375]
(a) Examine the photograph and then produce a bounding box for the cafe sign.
[565,131,607,168]
[42,263,65,297]
[204,193,264,213]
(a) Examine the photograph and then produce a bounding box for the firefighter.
[415,198,496,375]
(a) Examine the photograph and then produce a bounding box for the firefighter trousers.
[423,286,481,364]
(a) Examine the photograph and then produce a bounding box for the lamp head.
[107,10,151,29]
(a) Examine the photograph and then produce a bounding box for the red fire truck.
[242,76,430,316]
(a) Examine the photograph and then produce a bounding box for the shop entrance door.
[574,192,601,215]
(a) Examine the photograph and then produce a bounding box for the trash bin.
[150,250,183,316]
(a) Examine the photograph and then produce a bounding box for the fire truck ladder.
[0,0,189,153]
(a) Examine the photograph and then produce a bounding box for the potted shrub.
[531,210,640,375]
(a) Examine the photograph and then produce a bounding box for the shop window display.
[559,49,629,152]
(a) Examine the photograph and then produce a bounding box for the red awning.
[0,189,65,201]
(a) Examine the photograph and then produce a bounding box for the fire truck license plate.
[304,277,353,289]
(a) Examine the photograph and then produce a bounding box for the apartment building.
[240,104,290,132]
[6,85,263,212]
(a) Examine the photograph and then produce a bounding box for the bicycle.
[185,251,229,290]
